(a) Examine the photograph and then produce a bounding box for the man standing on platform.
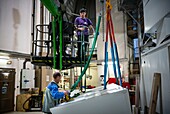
[74,8,94,57]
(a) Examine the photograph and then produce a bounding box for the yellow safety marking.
[33,60,52,62]
[106,0,112,10]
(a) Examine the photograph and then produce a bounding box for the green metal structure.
[40,0,63,70]
[40,0,101,92]
[52,18,57,69]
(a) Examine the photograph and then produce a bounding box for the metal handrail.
[36,24,49,33]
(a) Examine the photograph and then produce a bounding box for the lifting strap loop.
[106,0,112,10]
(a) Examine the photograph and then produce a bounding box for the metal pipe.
[31,0,36,56]
[23,58,30,69]
[52,17,56,69]
[100,0,105,42]
[35,27,38,56]
[136,4,142,113]
[121,6,140,26]
[40,0,59,16]
[59,14,63,70]
[83,32,86,92]
[36,24,49,33]
[80,32,83,91]
[123,10,127,58]
[40,3,44,55]
[66,11,79,17]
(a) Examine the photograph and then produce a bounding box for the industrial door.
[0,68,15,113]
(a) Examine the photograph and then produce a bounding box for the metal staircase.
[31,21,88,70]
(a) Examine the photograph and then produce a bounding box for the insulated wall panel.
[143,0,170,33]
[140,46,170,114]
[0,0,32,54]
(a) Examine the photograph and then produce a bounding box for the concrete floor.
[4,112,44,114]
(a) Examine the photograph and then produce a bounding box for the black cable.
[23,96,32,111]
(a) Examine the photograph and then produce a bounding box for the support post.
[148,73,162,114]
[59,14,63,70]
[52,17,56,69]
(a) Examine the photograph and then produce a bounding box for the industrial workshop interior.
[0,0,170,114]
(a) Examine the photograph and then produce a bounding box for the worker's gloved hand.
[63,90,69,95]
[93,32,95,37]
[93,32,99,37]
[79,27,85,31]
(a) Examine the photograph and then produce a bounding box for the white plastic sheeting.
[51,84,131,114]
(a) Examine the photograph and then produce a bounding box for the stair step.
[130,85,136,87]
[129,62,139,64]
[129,74,139,79]
[130,74,139,76]
[132,69,139,72]
[128,30,137,35]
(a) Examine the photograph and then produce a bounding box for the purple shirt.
[74,17,93,36]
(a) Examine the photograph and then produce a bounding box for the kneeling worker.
[42,72,68,114]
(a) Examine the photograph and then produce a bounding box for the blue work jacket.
[42,81,65,113]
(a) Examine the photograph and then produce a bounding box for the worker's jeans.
[77,35,89,57]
